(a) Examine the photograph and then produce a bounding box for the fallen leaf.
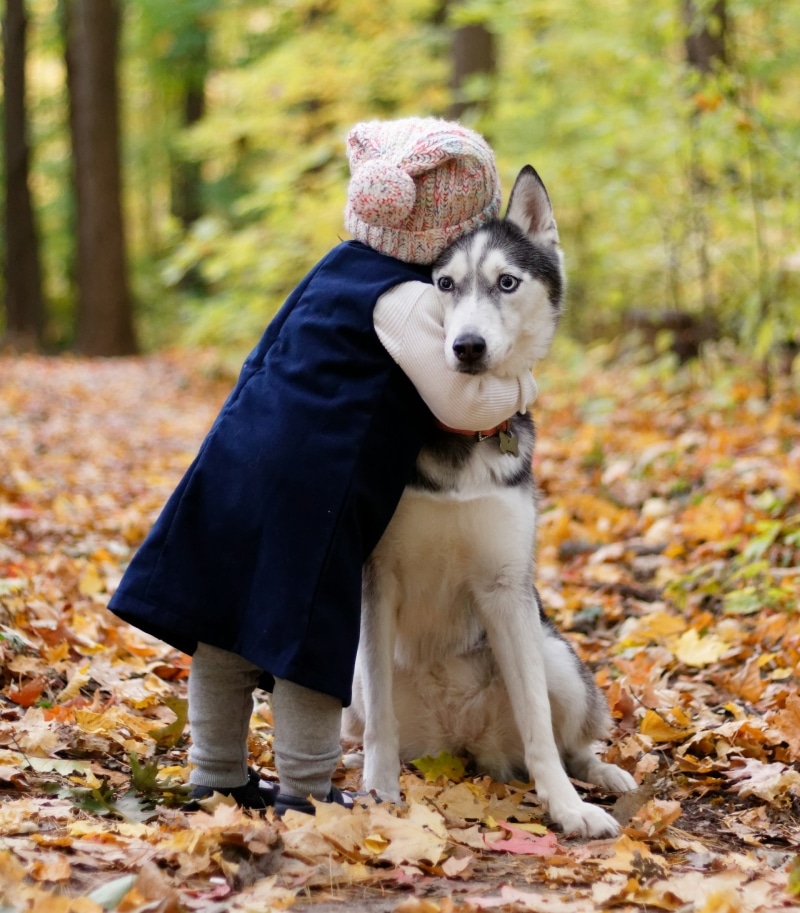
[673,628,730,667]
[640,709,694,742]
[470,885,594,911]
[410,751,468,784]
[726,758,800,802]
[7,675,48,707]
[767,691,800,761]
[29,852,72,883]
[370,803,448,866]
[483,821,559,856]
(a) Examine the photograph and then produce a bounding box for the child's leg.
[271,677,343,800]
[188,642,262,788]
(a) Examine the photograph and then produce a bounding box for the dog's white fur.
[343,167,636,838]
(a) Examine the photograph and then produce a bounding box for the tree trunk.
[64,0,137,356]
[169,20,209,293]
[3,0,46,349]
[683,0,727,74]
[170,85,206,228]
[447,3,496,120]
[683,0,728,316]
[170,25,208,231]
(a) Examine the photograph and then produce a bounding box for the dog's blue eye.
[437,277,454,292]
[499,275,520,292]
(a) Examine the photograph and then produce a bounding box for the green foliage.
[59,777,154,823]
[154,0,448,350]
[487,0,800,344]
[147,695,188,748]
[14,0,800,354]
[129,752,190,799]
[667,511,800,617]
[86,874,139,911]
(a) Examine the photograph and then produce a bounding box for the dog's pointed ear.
[505,165,560,248]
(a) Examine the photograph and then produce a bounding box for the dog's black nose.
[453,334,487,365]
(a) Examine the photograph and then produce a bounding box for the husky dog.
[343,166,636,838]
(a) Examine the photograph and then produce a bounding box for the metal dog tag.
[499,430,519,456]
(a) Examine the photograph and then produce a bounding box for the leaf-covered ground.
[0,348,798,913]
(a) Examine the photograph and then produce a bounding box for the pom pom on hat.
[344,117,500,264]
[348,161,417,229]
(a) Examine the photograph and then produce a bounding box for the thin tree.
[170,20,209,231]
[63,0,137,355]
[168,11,210,292]
[444,1,496,121]
[684,0,727,74]
[3,0,46,350]
[683,0,728,316]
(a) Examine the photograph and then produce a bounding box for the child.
[108,117,538,814]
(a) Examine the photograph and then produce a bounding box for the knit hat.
[344,117,501,264]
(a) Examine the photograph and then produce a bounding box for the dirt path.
[0,352,797,912]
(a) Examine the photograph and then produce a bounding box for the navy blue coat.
[108,242,434,704]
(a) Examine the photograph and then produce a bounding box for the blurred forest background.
[2,0,799,366]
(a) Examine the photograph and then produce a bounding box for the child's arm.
[374,281,538,431]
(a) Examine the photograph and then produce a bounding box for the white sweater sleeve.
[374,281,538,431]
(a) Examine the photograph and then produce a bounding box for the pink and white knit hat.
[344,117,501,265]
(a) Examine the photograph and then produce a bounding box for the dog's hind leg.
[357,560,404,802]
[542,626,637,794]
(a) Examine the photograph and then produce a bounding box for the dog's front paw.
[361,778,402,804]
[593,763,637,794]
[549,799,621,839]
[368,786,404,804]
[361,755,402,804]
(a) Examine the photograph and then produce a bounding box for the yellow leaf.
[363,832,390,855]
[44,642,70,664]
[84,770,103,790]
[75,707,156,741]
[620,611,685,647]
[673,629,729,667]
[601,834,661,873]
[629,798,683,836]
[640,710,693,743]
[680,499,744,543]
[78,563,105,597]
[57,663,91,703]
[720,702,745,720]
[410,750,467,783]
[508,821,549,835]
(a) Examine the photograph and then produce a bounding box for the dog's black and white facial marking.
[433,166,565,378]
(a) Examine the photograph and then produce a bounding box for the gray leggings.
[188,642,343,799]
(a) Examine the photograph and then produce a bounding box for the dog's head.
[432,166,564,378]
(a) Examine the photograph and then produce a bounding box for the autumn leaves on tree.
[2,1,798,359]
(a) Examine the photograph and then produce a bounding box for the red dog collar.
[435,417,520,455]
[435,418,512,442]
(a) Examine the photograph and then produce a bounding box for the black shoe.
[274,785,358,817]
[184,767,279,811]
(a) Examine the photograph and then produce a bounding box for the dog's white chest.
[370,486,536,668]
